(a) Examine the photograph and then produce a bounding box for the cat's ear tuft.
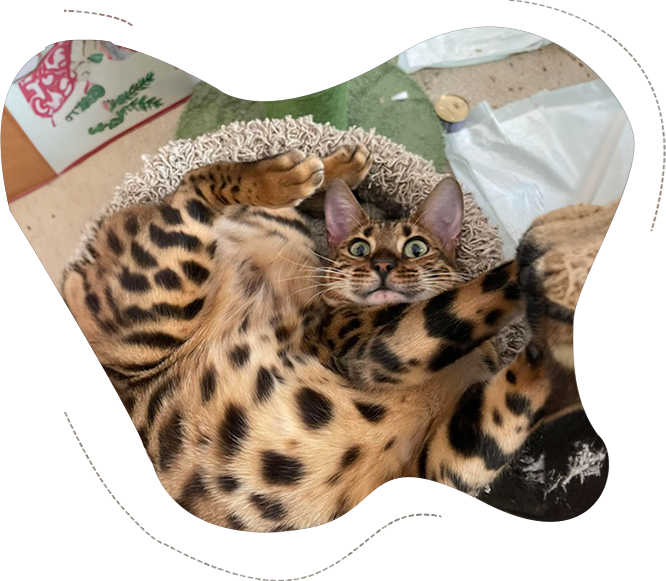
[325,179,368,246]
[415,177,464,256]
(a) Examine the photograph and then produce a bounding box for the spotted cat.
[62,145,614,530]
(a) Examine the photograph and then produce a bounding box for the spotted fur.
[62,145,616,530]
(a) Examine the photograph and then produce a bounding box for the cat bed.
[69,115,525,362]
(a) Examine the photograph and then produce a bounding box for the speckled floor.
[7,42,597,285]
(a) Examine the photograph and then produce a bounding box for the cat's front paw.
[322,144,372,189]
[257,150,325,207]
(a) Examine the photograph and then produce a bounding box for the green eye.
[403,238,429,258]
[348,239,371,257]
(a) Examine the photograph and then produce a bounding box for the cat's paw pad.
[259,151,325,207]
[323,144,373,189]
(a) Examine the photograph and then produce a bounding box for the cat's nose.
[372,262,395,273]
[371,251,398,273]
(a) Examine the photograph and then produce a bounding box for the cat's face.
[323,178,465,306]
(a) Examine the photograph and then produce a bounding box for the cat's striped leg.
[320,261,524,389]
[420,200,619,493]
[417,344,550,493]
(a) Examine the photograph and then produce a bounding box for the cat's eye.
[403,238,429,258]
[348,239,371,257]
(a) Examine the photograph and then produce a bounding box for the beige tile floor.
[7,43,597,287]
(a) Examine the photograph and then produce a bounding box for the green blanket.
[175,61,446,171]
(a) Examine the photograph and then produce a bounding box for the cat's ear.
[415,177,464,256]
[325,179,368,246]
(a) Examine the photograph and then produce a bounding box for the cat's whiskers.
[278,274,346,283]
[308,248,337,265]
[286,280,346,299]
[303,284,346,308]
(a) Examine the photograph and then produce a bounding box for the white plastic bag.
[445,80,633,257]
[398,27,550,73]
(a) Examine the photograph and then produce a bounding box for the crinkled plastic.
[444,80,633,257]
[397,27,550,73]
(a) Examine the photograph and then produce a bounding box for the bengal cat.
[62,145,613,531]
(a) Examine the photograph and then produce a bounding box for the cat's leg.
[320,260,524,389]
[414,204,617,520]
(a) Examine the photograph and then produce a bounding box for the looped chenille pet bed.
[70,115,526,362]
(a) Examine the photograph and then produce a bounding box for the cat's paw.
[322,144,372,189]
[256,150,325,207]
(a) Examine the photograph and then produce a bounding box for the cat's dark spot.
[423,290,473,344]
[158,410,184,471]
[449,382,509,470]
[200,367,217,403]
[146,377,179,426]
[261,451,305,485]
[481,264,510,292]
[296,387,334,429]
[226,513,246,531]
[181,260,210,285]
[428,344,465,371]
[373,303,409,329]
[149,223,201,251]
[219,404,249,457]
[118,267,151,293]
[229,344,250,368]
[131,241,158,269]
[186,198,214,225]
[249,493,287,521]
[484,309,502,326]
[160,205,184,225]
[176,470,208,515]
[503,282,522,301]
[85,292,101,316]
[275,326,290,343]
[107,229,124,255]
[124,332,183,350]
[256,366,276,402]
[124,215,140,236]
[505,393,531,416]
[339,318,361,338]
[354,401,386,422]
[217,474,240,493]
[340,445,361,468]
[369,339,405,373]
[206,241,217,259]
[154,268,182,290]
